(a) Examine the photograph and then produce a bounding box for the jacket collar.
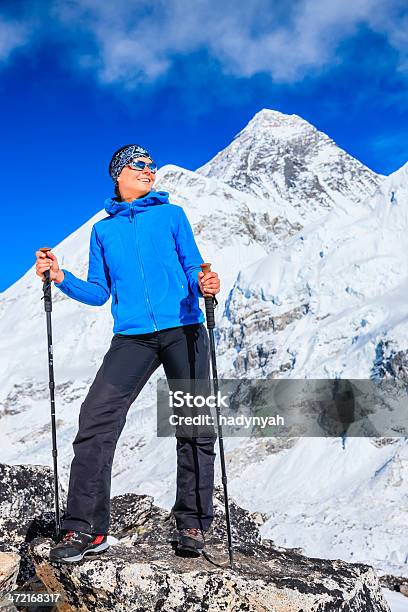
[104,190,170,217]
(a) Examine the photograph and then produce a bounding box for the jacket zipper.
[131,203,158,331]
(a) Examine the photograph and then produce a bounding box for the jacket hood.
[104,190,170,217]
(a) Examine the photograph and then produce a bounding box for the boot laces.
[183,528,200,536]
[63,530,82,543]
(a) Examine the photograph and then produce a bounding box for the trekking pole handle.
[200,263,217,330]
[40,247,53,311]
[39,246,53,256]
[40,247,53,279]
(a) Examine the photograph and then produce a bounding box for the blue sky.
[1,0,407,291]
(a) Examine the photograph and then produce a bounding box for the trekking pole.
[200,263,233,568]
[40,247,61,541]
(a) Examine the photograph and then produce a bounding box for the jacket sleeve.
[53,225,111,306]
[174,206,204,299]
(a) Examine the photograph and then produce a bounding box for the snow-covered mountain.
[1,109,408,585]
[197,109,382,219]
[217,160,408,380]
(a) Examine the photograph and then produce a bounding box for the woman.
[35,144,220,563]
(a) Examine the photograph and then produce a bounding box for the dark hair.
[109,144,132,202]
[114,182,122,201]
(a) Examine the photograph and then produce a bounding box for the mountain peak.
[196,109,381,215]
[251,108,308,127]
[232,108,322,147]
[253,108,297,120]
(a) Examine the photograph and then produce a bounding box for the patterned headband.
[109,144,154,183]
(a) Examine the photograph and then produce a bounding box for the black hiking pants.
[61,322,216,535]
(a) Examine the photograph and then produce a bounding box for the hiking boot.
[177,528,205,554]
[49,530,109,563]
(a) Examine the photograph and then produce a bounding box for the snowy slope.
[384,589,408,612]
[1,109,408,582]
[217,162,408,380]
[230,437,408,577]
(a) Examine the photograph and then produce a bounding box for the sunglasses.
[127,160,158,173]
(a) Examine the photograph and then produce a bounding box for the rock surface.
[30,489,389,611]
[0,463,65,584]
[0,551,20,595]
[0,463,391,611]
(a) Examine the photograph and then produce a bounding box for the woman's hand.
[35,249,64,283]
[198,270,220,296]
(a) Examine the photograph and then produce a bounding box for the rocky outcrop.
[30,490,389,611]
[30,537,390,612]
[0,464,390,611]
[0,463,65,585]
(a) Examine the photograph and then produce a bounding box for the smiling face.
[116,156,156,201]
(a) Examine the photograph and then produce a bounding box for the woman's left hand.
[198,270,220,296]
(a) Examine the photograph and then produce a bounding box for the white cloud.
[1,0,407,86]
[0,16,31,63]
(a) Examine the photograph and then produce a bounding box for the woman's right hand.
[35,249,64,283]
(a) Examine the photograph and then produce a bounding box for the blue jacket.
[54,190,205,334]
